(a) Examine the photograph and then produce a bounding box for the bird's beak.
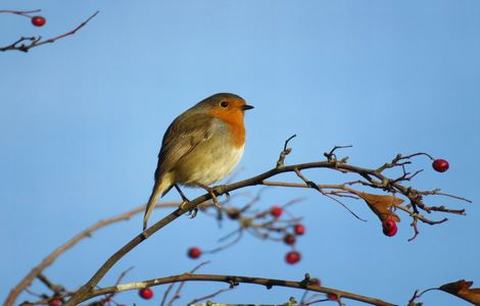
[242,104,254,111]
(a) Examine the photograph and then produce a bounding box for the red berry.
[138,287,154,299]
[327,293,338,301]
[310,278,321,287]
[31,16,46,27]
[285,250,301,264]
[49,299,62,306]
[187,247,202,259]
[283,234,296,245]
[270,206,283,218]
[432,159,449,173]
[382,218,398,237]
[294,224,306,235]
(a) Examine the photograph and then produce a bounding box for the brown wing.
[154,112,214,179]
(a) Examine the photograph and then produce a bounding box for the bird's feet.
[179,200,198,219]
[200,184,229,208]
[187,207,198,218]
[209,189,222,208]
[194,184,230,224]
[175,184,198,218]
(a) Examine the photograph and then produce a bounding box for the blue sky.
[1,1,479,305]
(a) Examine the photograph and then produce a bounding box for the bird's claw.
[209,190,223,208]
[179,200,198,218]
[187,207,198,219]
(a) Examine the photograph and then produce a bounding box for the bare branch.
[276,134,296,168]
[91,273,396,306]
[323,145,352,162]
[64,145,469,304]
[0,9,41,17]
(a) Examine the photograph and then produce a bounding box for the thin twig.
[0,9,41,17]
[37,273,64,294]
[0,11,99,52]
[205,231,243,254]
[187,287,233,305]
[293,168,366,222]
[166,262,211,306]
[276,134,296,168]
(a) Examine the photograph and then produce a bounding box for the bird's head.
[197,93,254,116]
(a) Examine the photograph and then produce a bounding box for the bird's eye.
[220,101,229,108]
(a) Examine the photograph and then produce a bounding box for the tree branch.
[90,273,396,306]
[0,11,99,52]
[65,145,468,304]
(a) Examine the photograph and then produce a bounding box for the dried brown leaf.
[359,192,403,222]
[439,280,480,305]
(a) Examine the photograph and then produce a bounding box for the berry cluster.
[184,201,307,265]
[278,207,307,265]
[377,157,449,238]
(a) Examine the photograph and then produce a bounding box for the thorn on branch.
[276,134,296,168]
[324,145,352,162]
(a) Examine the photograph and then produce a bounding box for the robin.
[143,93,254,230]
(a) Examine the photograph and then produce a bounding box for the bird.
[143,93,254,230]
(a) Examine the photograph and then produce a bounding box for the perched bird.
[143,93,254,230]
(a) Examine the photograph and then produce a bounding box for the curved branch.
[90,273,397,306]
[65,152,468,304]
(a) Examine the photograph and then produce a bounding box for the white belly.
[177,144,245,186]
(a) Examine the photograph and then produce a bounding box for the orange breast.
[209,108,246,147]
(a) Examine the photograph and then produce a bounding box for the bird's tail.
[143,175,172,230]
